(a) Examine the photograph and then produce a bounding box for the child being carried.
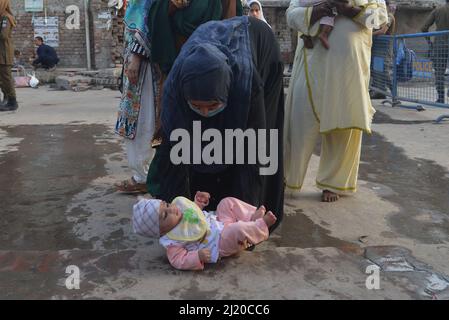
[299,0,349,50]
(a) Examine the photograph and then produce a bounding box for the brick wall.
[111,10,125,67]
[253,0,448,63]
[11,0,122,69]
[12,0,88,68]
[12,0,443,69]
[393,0,446,34]
[244,1,295,64]
[91,0,124,69]
[263,4,296,63]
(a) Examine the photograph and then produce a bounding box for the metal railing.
[370,30,449,123]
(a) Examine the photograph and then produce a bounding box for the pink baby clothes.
[163,197,269,270]
[161,210,224,271]
[215,197,269,257]
[166,246,204,270]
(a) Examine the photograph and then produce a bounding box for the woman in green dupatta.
[149,0,243,75]
[150,0,243,138]
[116,0,243,193]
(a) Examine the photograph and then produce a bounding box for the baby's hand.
[198,249,211,263]
[194,191,210,209]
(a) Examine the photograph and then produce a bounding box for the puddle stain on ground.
[0,124,121,251]
[279,110,449,248]
[276,208,357,250]
[1,114,449,299]
[373,111,433,125]
[365,246,449,299]
[360,111,449,243]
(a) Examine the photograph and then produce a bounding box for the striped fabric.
[132,198,162,238]
[130,41,151,59]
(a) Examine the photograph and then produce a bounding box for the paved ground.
[0,86,449,300]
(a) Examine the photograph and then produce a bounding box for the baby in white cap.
[132,191,276,270]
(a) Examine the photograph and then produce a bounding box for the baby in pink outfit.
[132,191,277,271]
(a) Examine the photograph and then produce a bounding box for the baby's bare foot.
[263,211,277,228]
[251,205,266,221]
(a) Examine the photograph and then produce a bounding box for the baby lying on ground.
[132,191,277,270]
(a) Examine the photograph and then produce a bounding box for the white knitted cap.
[132,198,162,238]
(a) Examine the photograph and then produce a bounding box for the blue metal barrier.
[370,30,449,123]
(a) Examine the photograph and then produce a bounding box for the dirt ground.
[0,86,448,299]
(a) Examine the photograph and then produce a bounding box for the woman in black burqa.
[147,16,284,231]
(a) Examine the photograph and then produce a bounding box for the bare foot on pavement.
[251,205,266,221]
[322,190,339,202]
[263,211,277,228]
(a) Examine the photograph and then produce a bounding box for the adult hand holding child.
[310,0,334,25]
[330,0,361,18]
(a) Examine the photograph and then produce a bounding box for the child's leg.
[219,212,276,257]
[216,197,260,225]
[219,220,269,257]
[318,22,334,50]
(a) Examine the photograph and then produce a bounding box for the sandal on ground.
[115,177,147,193]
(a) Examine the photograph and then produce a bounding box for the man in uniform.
[0,0,18,111]
[422,0,449,104]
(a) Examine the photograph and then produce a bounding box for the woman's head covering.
[161,17,253,174]
[0,0,16,27]
[132,198,162,238]
[247,0,270,27]
[180,44,232,107]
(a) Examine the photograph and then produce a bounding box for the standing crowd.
[117,0,388,271]
[1,0,447,271]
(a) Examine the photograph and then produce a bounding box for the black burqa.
[147,17,284,231]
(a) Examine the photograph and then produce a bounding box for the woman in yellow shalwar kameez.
[284,0,388,202]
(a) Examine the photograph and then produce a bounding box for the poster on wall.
[25,0,44,12]
[33,17,59,48]
[96,11,112,30]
